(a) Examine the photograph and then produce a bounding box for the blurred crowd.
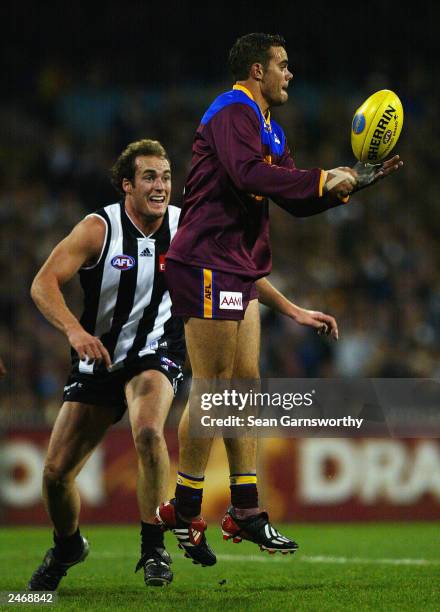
[1,53,438,425]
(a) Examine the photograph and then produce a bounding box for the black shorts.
[63,354,184,422]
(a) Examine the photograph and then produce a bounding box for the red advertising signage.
[2,430,439,524]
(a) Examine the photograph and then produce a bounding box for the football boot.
[28,536,89,591]
[221,506,298,554]
[155,499,216,566]
[135,547,173,586]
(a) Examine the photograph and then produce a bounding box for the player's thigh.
[45,401,118,478]
[125,369,174,433]
[185,317,239,378]
[233,299,261,378]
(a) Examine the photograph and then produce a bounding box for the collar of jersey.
[122,203,165,240]
[233,84,271,128]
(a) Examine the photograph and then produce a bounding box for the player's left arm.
[255,277,338,340]
[274,144,352,215]
[275,145,403,215]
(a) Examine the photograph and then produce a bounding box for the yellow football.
[351,90,403,162]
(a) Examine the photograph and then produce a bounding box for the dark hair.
[228,33,286,81]
[110,139,169,194]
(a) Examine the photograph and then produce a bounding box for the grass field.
[1,523,439,611]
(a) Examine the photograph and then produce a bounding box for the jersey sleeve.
[274,140,349,215]
[206,104,323,201]
[277,141,296,171]
[272,192,348,217]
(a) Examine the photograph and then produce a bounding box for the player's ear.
[122,178,132,194]
[250,62,264,81]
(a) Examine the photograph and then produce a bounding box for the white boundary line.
[2,552,438,566]
[299,555,439,566]
[219,554,440,566]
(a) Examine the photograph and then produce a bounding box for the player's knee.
[231,350,260,378]
[43,462,74,489]
[233,363,260,378]
[133,424,164,454]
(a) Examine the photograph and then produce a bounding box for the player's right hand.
[66,326,112,370]
[323,166,357,198]
[294,308,339,341]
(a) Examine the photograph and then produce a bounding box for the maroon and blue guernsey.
[167,84,342,279]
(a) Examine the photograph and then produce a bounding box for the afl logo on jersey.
[111,255,136,270]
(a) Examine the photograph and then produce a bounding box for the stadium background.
[1,2,439,527]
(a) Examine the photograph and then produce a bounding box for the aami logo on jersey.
[111,255,136,270]
[219,291,243,310]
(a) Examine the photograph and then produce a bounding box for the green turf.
[1,523,439,611]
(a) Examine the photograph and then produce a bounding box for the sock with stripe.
[230,473,258,511]
[175,471,204,519]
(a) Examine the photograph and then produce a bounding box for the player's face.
[128,155,171,219]
[261,46,293,107]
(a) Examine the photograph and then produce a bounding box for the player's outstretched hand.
[352,155,403,192]
[293,308,339,340]
[66,326,112,370]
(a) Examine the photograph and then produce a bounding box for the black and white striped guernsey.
[73,201,184,375]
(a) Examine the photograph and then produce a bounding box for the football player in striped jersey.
[29,139,184,589]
